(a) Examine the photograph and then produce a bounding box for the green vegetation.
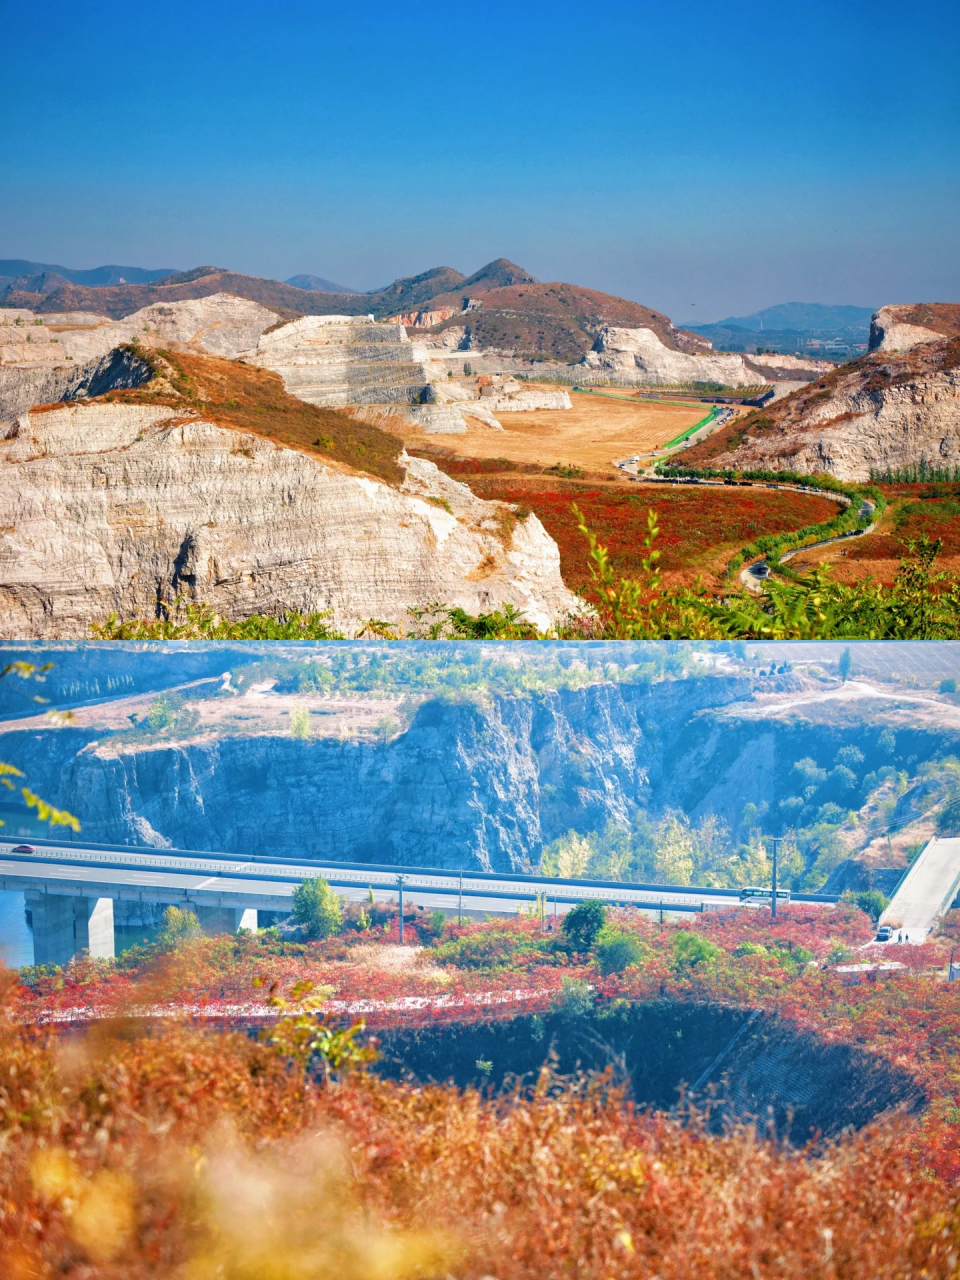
[157,905,203,949]
[841,890,889,923]
[561,899,608,951]
[291,876,344,940]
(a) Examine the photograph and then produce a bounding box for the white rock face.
[0,402,580,638]
[579,326,765,387]
[0,293,278,368]
[478,374,571,411]
[744,353,833,380]
[868,305,945,354]
[0,295,282,419]
[247,314,437,407]
[699,356,960,482]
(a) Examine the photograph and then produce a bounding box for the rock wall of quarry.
[0,401,578,639]
[0,294,280,403]
[868,304,959,354]
[694,358,960,481]
[579,325,766,388]
[247,314,438,407]
[8,672,956,871]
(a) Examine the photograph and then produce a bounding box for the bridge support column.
[194,905,256,936]
[75,897,115,959]
[26,894,115,965]
[27,893,76,967]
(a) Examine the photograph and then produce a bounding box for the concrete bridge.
[879,837,960,942]
[2,836,839,967]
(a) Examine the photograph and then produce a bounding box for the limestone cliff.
[0,294,280,420]
[682,334,960,481]
[578,325,767,388]
[868,303,960,354]
[5,667,956,872]
[0,399,579,639]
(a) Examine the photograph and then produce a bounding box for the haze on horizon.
[1,0,957,324]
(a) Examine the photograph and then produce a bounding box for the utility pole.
[769,837,780,919]
[397,874,406,943]
[458,868,463,928]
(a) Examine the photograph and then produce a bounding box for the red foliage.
[461,477,838,585]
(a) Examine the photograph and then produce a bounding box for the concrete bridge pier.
[194,905,257,936]
[27,893,115,966]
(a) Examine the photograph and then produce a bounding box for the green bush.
[291,876,343,940]
[734,941,768,958]
[594,929,646,975]
[671,930,720,969]
[561,900,608,952]
[841,889,889,923]
[553,976,594,1019]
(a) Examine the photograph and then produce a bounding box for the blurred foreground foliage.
[3,952,960,1279]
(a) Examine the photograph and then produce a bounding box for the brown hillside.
[3,270,374,322]
[895,303,960,338]
[420,282,707,362]
[104,346,405,484]
[681,337,960,473]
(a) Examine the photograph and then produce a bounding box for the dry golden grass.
[391,388,706,474]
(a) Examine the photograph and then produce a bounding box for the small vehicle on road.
[875,925,894,942]
[11,844,36,854]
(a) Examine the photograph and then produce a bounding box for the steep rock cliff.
[0,400,579,638]
[10,669,956,872]
[683,335,960,480]
[578,325,766,388]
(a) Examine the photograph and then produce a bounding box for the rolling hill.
[0,256,704,361]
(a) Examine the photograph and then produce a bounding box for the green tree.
[561,899,607,952]
[838,648,853,682]
[292,876,343,939]
[158,905,202,949]
[941,678,958,694]
[289,707,311,740]
[146,695,175,731]
[937,797,960,837]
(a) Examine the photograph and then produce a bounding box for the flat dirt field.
[445,472,841,591]
[391,387,707,473]
[787,483,960,585]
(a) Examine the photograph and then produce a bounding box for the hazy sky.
[1,0,957,322]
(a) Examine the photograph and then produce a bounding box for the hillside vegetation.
[105,345,405,484]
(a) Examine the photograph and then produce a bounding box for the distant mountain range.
[0,259,177,292]
[691,302,878,358]
[707,302,877,333]
[284,273,361,293]
[0,256,699,361]
[0,258,884,362]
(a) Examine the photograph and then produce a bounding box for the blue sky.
[1,0,957,321]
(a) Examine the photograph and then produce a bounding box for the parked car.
[875,925,894,942]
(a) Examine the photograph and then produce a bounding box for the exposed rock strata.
[578,325,766,387]
[869,303,960,354]
[683,335,960,481]
[7,669,956,872]
[478,373,571,412]
[0,400,579,638]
